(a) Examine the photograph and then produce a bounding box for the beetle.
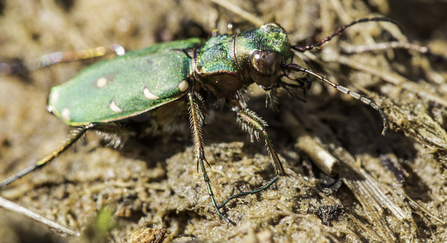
[0,17,393,223]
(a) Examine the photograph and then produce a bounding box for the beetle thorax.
[193,24,291,99]
[193,34,245,99]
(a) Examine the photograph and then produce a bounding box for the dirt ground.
[0,0,446,242]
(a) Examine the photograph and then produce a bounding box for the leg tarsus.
[218,176,279,209]
[205,180,235,224]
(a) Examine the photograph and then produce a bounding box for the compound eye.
[250,50,283,76]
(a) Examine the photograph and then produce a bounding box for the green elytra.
[47,40,200,125]
[1,18,394,223]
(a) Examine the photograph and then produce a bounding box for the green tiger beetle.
[1,17,395,223]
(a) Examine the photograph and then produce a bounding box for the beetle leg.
[236,108,286,175]
[187,92,231,223]
[217,107,284,209]
[0,44,125,75]
[0,123,95,188]
[93,122,138,149]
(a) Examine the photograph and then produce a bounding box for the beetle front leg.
[187,92,232,223]
[235,108,286,175]
[217,106,285,209]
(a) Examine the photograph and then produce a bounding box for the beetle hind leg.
[0,45,125,75]
[187,92,233,223]
[0,123,95,188]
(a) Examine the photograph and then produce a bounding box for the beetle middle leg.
[187,91,233,222]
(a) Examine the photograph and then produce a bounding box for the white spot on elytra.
[61,108,70,121]
[143,88,159,100]
[178,80,189,92]
[96,77,107,88]
[109,101,122,112]
[51,90,60,103]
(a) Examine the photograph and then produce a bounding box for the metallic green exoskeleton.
[47,39,203,125]
[1,18,393,223]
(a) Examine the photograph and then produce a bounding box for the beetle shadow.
[111,125,190,169]
[111,109,256,171]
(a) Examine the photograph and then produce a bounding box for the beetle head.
[235,23,290,89]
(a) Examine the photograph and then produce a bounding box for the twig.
[0,196,80,237]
